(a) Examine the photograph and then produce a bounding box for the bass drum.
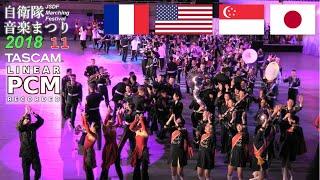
[265,62,280,81]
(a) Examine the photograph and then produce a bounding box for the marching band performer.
[65,74,83,128]
[74,19,80,40]
[167,56,178,79]
[117,102,136,153]
[96,67,111,106]
[197,123,216,180]
[227,123,249,180]
[256,48,266,79]
[100,106,123,180]
[264,79,278,109]
[61,68,72,120]
[250,115,275,180]
[156,90,170,141]
[283,69,301,104]
[121,36,129,62]
[85,83,103,150]
[279,113,306,180]
[130,115,150,180]
[79,26,87,50]
[158,42,166,71]
[112,77,130,120]
[92,26,101,49]
[81,112,98,180]
[281,95,303,118]
[84,59,99,79]
[166,115,193,180]
[17,106,44,180]
[131,36,140,62]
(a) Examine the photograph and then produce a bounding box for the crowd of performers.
[17,34,308,180]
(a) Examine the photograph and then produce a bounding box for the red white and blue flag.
[104,4,149,35]
[155,4,213,34]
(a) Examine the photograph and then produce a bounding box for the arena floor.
[0,40,318,180]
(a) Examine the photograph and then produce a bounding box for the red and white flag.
[219,4,264,35]
[270,4,315,35]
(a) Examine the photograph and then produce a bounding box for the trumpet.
[88,72,111,84]
[218,94,249,120]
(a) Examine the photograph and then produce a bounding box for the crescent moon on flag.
[223,6,231,18]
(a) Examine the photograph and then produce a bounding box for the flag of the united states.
[155,4,213,34]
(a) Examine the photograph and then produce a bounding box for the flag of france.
[104,4,149,35]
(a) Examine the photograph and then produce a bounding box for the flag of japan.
[219,4,264,35]
[270,4,315,35]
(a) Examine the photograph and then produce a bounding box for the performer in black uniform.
[166,116,192,180]
[251,117,275,180]
[279,113,306,180]
[65,74,82,128]
[99,34,111,54]
[189,99,205,141]
[129,75,140,94]
[84,59,99,79]
[215,93,231,155]
[227,123,249,180]
[197,123,216,180]
[112,77,130,120]
[256,48,265,79]
[153,74,167,93]
[16,106,44,180]
[283,69,300,104]
[96,67,111,107]
[166,56,178,78]
[85,82,103,150]
[264,80,278,108]
[280,95,303,118]
[121,36,129,62]
[132,86,148,114]
[61,68,72,119]
[167,77,182,99]
[156,90,170,140]
[171,92,183,118]
[118,102,136,153]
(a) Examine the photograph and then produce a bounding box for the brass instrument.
[88,71,111,84]
[88,73,100,83]
[219,94,249,120]
[186,66,199,89]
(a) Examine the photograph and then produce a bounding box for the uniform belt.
[68,93,79,96]
[289,87,299,90]
[89,107,99,111]
[167,70,176,73]
[115,90,124,96]
[194,110,203,113]
[268,96,277,99]
[98,83,106,87]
